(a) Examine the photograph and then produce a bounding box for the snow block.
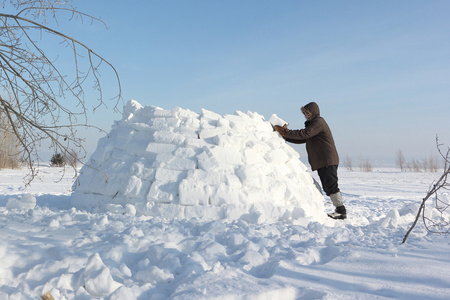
[124,175,150,198]
[179,179,210,206]
[268,114,288,127]
[146,142,177,154]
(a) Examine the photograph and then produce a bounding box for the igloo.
[72,100,325,224]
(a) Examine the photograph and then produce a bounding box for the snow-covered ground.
[1,100,449,299]
[0,166,449,299]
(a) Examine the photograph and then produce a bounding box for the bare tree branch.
[0,0,122,183]
[402,136,450,243]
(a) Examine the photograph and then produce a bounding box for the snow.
[1,167,450,299]
[0,102,449,299]
[71,100,323,224]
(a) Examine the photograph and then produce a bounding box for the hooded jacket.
[284,102,339,171]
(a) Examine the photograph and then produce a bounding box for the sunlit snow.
[0,101,449,299]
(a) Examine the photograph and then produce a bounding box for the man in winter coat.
[273,102,347,220]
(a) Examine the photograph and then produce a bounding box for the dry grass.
[0,128,20,169]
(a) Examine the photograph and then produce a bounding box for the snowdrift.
[72,100,325,223]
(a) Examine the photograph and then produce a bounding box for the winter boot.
[328,205,347,220]
[327,192,347,220]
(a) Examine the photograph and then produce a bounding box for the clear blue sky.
[52,0,450,165]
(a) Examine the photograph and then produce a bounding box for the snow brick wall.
[72,100,325,224]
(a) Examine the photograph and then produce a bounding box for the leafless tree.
[425,155,439,173]
[0,0,121,183]
[396,149,405,171]
[403,137,450,243]
[65,148,78,168]
[409,159,421,172]
[359,158,372,172]
[343,155,354,171]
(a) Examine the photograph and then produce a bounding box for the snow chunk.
[81,253,121,297]
[6,194,36,210]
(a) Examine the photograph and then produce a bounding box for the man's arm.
[285,119,323,141]
[284,137,305,144]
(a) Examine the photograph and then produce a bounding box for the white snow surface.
[71,100,324,224]
[1,102,449,299]
[1,166,450,299]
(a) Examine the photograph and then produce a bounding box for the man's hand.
[273,124,288,137]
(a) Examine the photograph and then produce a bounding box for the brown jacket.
[284,102,339,171]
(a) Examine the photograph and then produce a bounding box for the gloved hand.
[273,124,288,137]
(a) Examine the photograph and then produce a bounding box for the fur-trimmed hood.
[301,102,320,119]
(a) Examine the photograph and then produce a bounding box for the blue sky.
[45,0,450,165]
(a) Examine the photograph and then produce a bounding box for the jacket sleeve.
[285,118,323,141]
[283,137,305,144]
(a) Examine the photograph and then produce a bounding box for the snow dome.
[72,100,325,224]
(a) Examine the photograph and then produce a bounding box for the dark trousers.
[317,165,340,196]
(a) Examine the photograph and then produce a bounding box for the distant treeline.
[342,151,441,173]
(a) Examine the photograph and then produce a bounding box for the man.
[273,102,347,220]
